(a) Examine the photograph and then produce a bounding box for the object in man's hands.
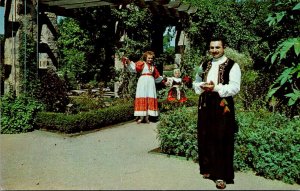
[201,83,214,88]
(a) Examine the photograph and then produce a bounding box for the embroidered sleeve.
[153,67,163,83]
[136,61,144,73]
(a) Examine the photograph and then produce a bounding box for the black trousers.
[197,92,237,183]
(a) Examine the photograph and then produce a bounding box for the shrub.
[0,93,44,134]
[157,106,198,160]
[34,101,134,133]
[157,106,300,184]
[234,109,300,184]
[35,69,70,112]
[158,96,198,112]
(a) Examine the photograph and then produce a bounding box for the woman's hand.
[122,57,130,67]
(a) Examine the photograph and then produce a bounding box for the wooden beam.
[39,4,76,17]
[46,0,109,6]
[62,1,112,9]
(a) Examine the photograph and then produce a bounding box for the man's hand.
[200,81,214,92]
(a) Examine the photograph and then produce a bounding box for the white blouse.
[193,55,241,98]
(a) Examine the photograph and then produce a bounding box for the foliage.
[112,3,152,58]
[158,95,198,112]
[180,48,203,80]
[224,48,271,110]
[57,17,94,86]
[185,0,269,58]
[157,106,198,160]
[18,16,41,96]
[16,16,69,114]
[68,95,133,113]
[265,1,300,116]
[111,3,153,98]
[234,108,300,184]
[0,93,44,134]
[34,101,134,133]
[157,105,300,184]
[35,69,69,112]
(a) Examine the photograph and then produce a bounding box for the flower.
[182,75,191,83]
[182,76,192,88]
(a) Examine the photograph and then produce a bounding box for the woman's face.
[146,55,154,64]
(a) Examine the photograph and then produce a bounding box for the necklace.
[147,63,153,72]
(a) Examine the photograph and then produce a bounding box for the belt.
[141,73,152,76]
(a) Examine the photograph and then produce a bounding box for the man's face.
[209,40,225,59]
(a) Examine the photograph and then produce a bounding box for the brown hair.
[141,51,155,61]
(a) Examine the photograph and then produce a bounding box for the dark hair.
[209,36,226,48]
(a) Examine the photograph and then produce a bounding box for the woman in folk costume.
[166,69,187,103]
[123,51,166,124]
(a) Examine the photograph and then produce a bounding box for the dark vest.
[201,58,235,85]
[199,57,238,132]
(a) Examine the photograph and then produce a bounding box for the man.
[193,37,241,189]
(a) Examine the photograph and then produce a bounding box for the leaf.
[266,15,276,27]
[294,38,300,56]
[275,12,286,23]
[279,67,293,86]
[271,52,279,64]
[285,89,300,106]
[267,87,280,99]
[279,39,295,60]
[292,3,300,10]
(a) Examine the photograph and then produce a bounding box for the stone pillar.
[174,29,190,67]
[3,0,21,95]
[39,12,58,70]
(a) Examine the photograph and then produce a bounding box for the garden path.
[0,121,299,190]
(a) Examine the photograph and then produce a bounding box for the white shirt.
[193,55,241,97]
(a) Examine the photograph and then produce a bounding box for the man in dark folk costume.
[193,37,241,189]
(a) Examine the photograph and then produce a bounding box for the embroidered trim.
[218,59,230,84]
[203,61,212,82]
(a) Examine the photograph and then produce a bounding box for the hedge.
[34,102,134,133]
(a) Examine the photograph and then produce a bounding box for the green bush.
[0,93,44,134]
[234,109,300,184]
[157,106,198,160]
[34,102,134,133]
[157,106,300,184]
[68,95,131,113]
[158,96,198,112]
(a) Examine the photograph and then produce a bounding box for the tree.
[265,1,300,116]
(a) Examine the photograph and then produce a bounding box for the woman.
[123,51,166,124]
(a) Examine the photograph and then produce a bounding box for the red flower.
[183,76,191,83]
